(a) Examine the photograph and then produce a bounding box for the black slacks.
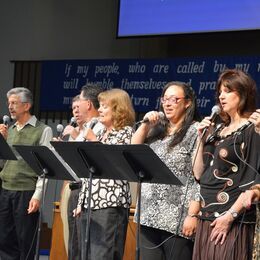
[0,189,39,260]
[81,207,129,260]
[68,188,81,260]
[140,225,194,260]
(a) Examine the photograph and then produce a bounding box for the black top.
[199,124,260,222]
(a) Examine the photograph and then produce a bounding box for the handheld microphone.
[201,105,221,139]
[56,124,64,139]
[3,115,10,126]
[70,117,77,127]
[137,111,165,124]
[88,118,99,130]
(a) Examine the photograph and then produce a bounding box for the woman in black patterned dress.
[193,69,260,260]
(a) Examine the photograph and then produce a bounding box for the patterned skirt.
[193,219,255,260]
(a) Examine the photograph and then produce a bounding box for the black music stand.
[51,142,182,260]
[13,145,80,260]
[0,133,17,160]
[51,141,119,260]
[107,144,183,260]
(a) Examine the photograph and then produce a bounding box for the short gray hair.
[7,87,33,105]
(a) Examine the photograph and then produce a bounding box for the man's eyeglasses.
[160,96,186,105]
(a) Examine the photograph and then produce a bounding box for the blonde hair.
[98,88,135,130]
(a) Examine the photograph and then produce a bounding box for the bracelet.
[227,208,238,219]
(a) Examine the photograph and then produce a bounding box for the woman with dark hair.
[193,69,260,260]
[132,81,201,260]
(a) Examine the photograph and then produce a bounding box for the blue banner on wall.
[40,57,260,115]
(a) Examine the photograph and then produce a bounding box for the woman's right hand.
[197,116,214,140]
[132,111,161,144]
[210,213,233,245]
[142,111,162,126]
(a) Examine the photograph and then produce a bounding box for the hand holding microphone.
[132,111,165,144]
[0,115,10,139]
[54,124,64,141]
[198,105,221,140]
[249,109,260,134]
[3,115,10,126]
[62,117,80,140]
[69,117,77,127]
[137,111,165,126]
[82,118,99,142]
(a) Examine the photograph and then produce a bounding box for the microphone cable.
[233,125,259,177]
[139,126,198,256]
[25,215,40,260]
[225,125,260,258]
[138,163,196,253]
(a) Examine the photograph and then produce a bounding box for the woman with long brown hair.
[193,69,260,260]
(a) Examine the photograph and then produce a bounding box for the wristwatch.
[228,208,238,219]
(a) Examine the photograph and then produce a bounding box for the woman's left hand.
[210,213,233,245]
[241,189,260,209]
[182,215,198,237]
[249,109,260,133]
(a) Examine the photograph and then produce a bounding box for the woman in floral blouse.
[132,81,201,260]
[76,88,135,260]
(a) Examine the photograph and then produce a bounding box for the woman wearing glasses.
[132,81,201,260]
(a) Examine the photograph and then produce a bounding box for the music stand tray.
[51,141,133,180]
[14,145,80,181]
[51,142,182,185]
[0,134,17,160]
[13,145,80,260]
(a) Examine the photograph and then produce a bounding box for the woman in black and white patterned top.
[76,88,135,260]
[132,82,201,260]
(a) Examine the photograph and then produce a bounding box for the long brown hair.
[216,69,257,124]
